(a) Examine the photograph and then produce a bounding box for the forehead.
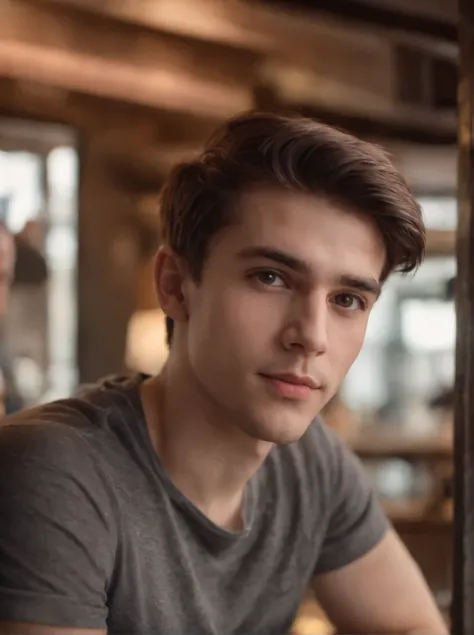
[216,185,386,279]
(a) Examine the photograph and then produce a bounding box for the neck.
[140,352,272,531]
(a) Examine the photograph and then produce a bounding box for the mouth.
[259,372,322,400]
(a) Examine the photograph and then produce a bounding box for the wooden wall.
[0,0,458,381]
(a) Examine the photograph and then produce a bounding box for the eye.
[254,270,286,288]
[333,293,366,311]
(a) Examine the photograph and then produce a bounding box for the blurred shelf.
[426,229,455,255]
[350,430,452,460]
[382,498,452,527]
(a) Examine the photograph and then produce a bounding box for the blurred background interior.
[0,0,460,632]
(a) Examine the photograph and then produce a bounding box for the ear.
[154,246,189,324]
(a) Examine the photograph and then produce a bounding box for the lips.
[259,372,322,400]
[262,373,320,390]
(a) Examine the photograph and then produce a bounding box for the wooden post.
[451,0,474,632]
[77,132,142,383]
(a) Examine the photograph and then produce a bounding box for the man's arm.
[312,529,447,635]
[310,422,447,635]
[0,421,115,634]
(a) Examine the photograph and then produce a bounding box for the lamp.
[125,309,169,375]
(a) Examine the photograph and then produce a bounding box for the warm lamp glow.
[125,309,169,375]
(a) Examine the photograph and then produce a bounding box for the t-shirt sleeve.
[314,423,390,575]
[0,422,116,628]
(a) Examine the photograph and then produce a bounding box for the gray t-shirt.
[0,374,389,634]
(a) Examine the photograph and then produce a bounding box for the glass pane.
[0,128,78,408]
[0,151,42,232]
[419,196,457,231]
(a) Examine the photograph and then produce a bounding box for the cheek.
[330,317,369,374]
[230,292,284,335]
[186,291,263,399]
[188,286,282,364]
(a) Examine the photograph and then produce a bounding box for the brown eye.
[334,293,363,311]
[255,270,285,287]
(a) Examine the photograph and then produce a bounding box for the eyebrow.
[236,245,382,298]
[237,246,311,274]
[339,275,382,298]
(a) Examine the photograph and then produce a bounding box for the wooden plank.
[260,0,457,43]
[353,0,456,24]
[451,0,474,631]
[77,131,141,382]
[259,59,456,138]
[350,431,452,460]
[39,0,457,60]
[0,1,456,135]
[5,0,396,110]
[0,1,260,87]
[0,40,252,118]
[385,143,456,193]
[426,230,456,256]
[255,86,456,145]
[36,0,274,52]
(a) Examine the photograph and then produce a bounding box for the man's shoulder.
[0,373,145,462]
[0,403,100,475]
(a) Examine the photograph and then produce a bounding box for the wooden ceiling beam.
[0,40,253,119]
[352,0,456,24]
[38,0,457,60]
[297,103,456,145]
[0,1,256,119]
[0,0,457,160]
[2,1,261,84]
[257,0,457,43]
[29,0,457,127]
[255,74,456,146]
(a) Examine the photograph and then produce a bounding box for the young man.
[0,112,447,635]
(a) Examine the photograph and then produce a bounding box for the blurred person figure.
[14,219,48,285]
[0,225,22,414]
[0,224,15,316]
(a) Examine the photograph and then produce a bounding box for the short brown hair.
[159,111,425,344]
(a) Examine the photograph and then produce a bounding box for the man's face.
[181,186,386,444]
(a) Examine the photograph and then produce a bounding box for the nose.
[281,294,329,356]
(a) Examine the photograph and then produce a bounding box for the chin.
[242,413,314,445]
